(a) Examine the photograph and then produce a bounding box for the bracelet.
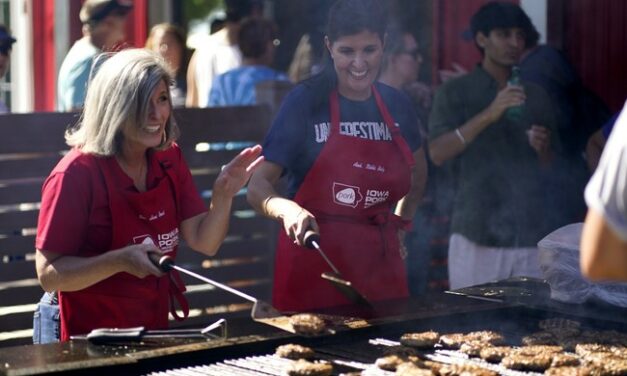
[262,195,276,214]
[455,128,467,146]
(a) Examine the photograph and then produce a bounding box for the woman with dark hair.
[247,0,427,311]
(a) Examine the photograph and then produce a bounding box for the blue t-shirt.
[263,81,422,197]
[208,65,289,106]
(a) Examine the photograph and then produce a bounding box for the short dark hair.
[238,17,276,59]
[326,0,387,44]
[303,0,388,109]
[225,0,263,23]
[470,1,539,48]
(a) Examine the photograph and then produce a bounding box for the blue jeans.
[33,292,60,344]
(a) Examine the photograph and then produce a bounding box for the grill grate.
[145,305,627,376]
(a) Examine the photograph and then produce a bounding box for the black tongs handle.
[304,230,341,275]
[148,252,174,272]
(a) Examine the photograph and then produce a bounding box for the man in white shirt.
[186,0,263,107]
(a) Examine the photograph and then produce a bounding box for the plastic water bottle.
[505,66,524,122]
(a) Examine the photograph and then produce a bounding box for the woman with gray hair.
[35,48,263,341]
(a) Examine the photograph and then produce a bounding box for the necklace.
[116,156,147,192]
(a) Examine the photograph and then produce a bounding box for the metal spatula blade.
[303,231,372,307]
[149,253,297,333]
[322,272,372,307]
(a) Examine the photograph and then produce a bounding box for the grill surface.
[145,304,627,376]
[2,289,626,376]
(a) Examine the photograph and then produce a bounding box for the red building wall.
[557,0,627,112]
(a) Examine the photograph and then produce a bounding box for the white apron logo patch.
[332,182,363,208]
[132,228,179,253]
[364,189,390,208]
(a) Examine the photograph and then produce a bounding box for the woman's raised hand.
[213,145,264,199]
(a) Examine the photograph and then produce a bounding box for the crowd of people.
[6,0,622,344]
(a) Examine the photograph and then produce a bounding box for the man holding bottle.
[428,1,560,289]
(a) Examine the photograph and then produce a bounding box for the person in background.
[57,0,132,112]
[186,0,263,108]
[208,17,288,107]
[145,23,191,108]
[428,1,560,290]
[378,25,440,295]
[247,0,427,312]
[35,49,262,342]
[520,32,610,229]
[0,24,16,114]
[581,103,627,281]
[378,26,430,132]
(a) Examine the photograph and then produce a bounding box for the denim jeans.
[33,291,60,344]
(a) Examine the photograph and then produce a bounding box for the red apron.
[272,86,415,312]
[59,154,188,340]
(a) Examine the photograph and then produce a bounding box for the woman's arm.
[181,145,263,255]
[429,85,524,166]
[580,208,627,281]
[36,244,164,292]
[394,147,428,220]
[247,160,319,246]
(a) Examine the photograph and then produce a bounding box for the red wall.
[558,0,627,112]
[32,0,56,111]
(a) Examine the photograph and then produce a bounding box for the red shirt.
[36,144,206,256]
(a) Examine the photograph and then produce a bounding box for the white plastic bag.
[537,223,627,307]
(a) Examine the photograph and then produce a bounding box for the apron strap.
[168,270,189,321]
[371,86,416,167]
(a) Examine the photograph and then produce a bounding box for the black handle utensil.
[302,231,372,307]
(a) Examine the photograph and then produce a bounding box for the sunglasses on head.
[402,48,421,60]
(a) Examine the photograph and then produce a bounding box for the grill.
[145,301,626,376]
[2,288,625,376]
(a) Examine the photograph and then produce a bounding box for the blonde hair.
[65,48,180,155]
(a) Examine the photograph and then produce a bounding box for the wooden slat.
[0,209,38,229]
[0,311,33,334]
[0,112,77,154]
[0,184,44,206]
[0,262,37,282]
[174,106,271,145]
[0,286,42,308]
[0,156,64,180]
[0,235,36,256]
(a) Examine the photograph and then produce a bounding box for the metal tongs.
[149,254,290,330]
[74,318,227,344]
[304,230,372,307]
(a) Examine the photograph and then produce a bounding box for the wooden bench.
[0,106,276,347]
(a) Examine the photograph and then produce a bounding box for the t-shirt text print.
[314,121,398,143]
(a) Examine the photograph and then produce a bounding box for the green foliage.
[183,0,223,23]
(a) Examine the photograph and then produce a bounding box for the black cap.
[464,1,539,46]
[0,27,16,45]
[80,0,133,24]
